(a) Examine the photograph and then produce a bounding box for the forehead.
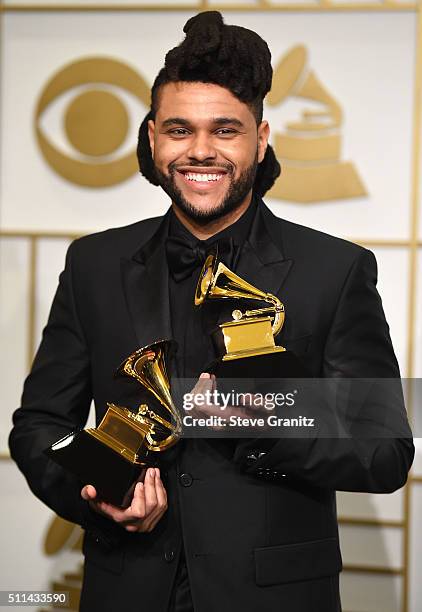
[155,81,254,123]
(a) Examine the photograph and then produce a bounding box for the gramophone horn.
[195,253,285,337]
[116,339,181,451]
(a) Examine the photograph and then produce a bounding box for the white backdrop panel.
[411,249,422,474]
[369,247,409,376]
[340,573,402,612]
[339,524,403,570]
[337,489,403,522]
[413,249,422,381]
[0,461,83,612]
[409,483,422,612]
[0,12,416,240]
[0,238,30,454]
[34,238,71,347]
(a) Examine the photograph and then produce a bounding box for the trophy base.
[222,345,286,362]
[207,349,308,379]
[44,430,150,508]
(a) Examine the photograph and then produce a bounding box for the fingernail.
[200,372,210,379]
[155,467,160,478]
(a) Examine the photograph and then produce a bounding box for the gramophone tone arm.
[137,404,183,452]
[269,296,285,337]
[231,295,285,337]
[137,405,175,434]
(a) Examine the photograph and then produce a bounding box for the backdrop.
[0,3,421,611]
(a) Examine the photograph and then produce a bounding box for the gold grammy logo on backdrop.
[38,516,83,612]
[34,48,367,201]
[41,516,83,611]
[34,57,150,188]
[268,45,367,203]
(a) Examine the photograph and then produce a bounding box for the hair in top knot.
[163,11,272,107]
[137,11,281,196]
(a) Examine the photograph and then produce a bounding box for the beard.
[154,155,258,225]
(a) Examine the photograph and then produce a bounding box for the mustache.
[169,161,234,174]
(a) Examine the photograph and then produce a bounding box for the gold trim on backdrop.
[28,237,37,371]
[402,4,422,611]
[338,517,404,528]
[0,3,418,13]
[406,0,421,394]
[342,565,404,575]
[352,240,422,247]
[1,231,421,248]
[0,230,81,239]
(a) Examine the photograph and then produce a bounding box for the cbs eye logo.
[34,57,150,188]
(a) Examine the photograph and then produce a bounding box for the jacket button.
[179,473,193,487]
[164,550,175,563]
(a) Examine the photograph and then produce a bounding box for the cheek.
[154,140,185,169]
[226,144,257,172]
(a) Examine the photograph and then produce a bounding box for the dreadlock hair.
[137,11,281,197]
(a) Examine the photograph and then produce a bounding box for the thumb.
[81,484,97,500]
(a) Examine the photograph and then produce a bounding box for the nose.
[187,132,216,162]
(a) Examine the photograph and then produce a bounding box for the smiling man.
[148,81,269,233]
[9,11,413,612]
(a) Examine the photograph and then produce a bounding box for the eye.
[215,128,237,136]
[34,57,150,188]
[167,128,191,137]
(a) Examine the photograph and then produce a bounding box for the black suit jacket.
[9,200,414,612]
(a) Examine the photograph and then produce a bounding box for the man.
[9,11,413,612]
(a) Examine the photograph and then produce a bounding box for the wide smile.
[176,168,229,191]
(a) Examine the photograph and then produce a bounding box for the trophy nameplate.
[45,340,181,508]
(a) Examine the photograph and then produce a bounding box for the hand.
[80,467,168,532]
[189,372,270,430]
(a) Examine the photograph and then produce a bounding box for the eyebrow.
[161,116,245,128]
[161,117,190,128]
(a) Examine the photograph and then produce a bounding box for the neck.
[171,192,253,240]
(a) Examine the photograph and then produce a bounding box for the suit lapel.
[120,211,172,351]
[236,199,293,301]
[120,199,293,351]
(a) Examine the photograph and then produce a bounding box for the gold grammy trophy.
[195,254,306,378]
[45,340,181,507]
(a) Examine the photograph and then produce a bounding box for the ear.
[148,119,155,158]
[257,120,270,164]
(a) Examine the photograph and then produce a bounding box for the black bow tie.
[165,235,235,282]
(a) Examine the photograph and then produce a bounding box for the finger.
[155,470,168,512]
[129,482,146,520]
[145,485,168,532]
[141,469,168,529]
[81,484,97,500]
[210,374,217,393]
[191,372,213,396]
[244,396,271,416]
[95,500,128,522]
[144,468,158,515]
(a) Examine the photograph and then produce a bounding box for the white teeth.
[184,172,224,182]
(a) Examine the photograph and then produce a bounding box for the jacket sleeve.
[233,248,414,492]
[9,241,123,547]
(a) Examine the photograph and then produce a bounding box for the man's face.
[148,82,269,224]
